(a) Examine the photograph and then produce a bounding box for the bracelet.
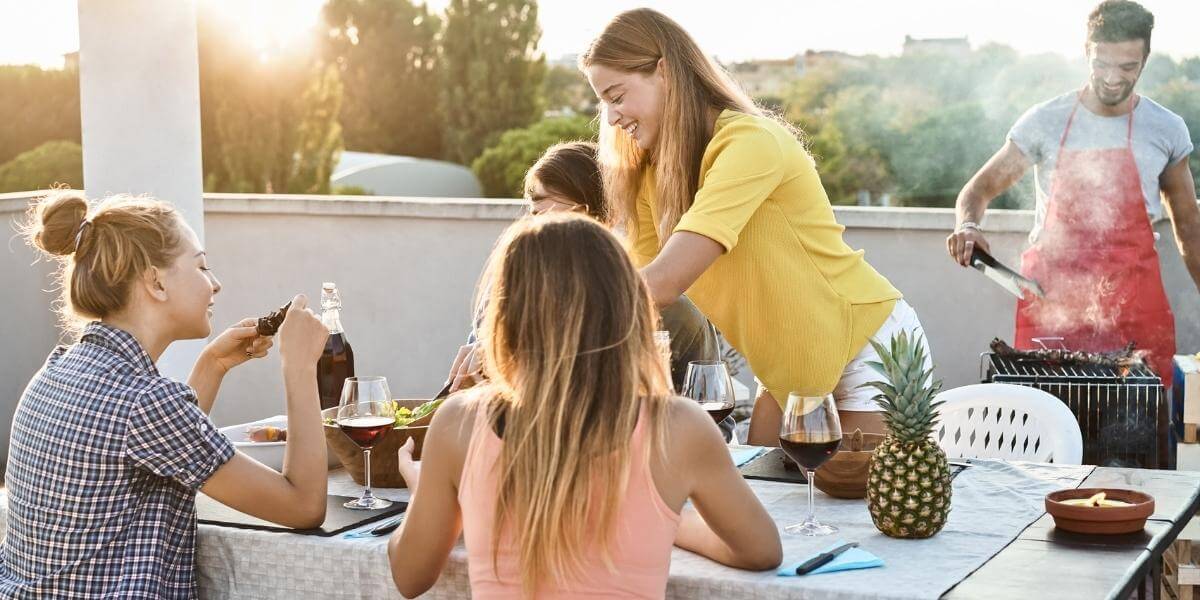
[957,221,980,232]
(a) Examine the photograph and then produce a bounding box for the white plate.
[219,415,342,471]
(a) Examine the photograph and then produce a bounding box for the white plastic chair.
[933,383,1083,465]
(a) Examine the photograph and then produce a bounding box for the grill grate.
[982,353,1167,469]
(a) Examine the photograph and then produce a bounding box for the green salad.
[322,397,444,428]
[394,398,443,427]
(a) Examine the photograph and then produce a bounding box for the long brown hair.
[580,8,772,241]
[476,213,671,595]
[524,141,607,222]
[20,190,184,334]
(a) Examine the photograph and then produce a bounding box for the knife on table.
[969,247,1045,300]
[795,542,859,575]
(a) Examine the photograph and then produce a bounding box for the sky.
[1,0,1197,69]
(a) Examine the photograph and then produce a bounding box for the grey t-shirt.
[1008,90,1193,243]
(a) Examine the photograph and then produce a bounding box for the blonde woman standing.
[387,214,780,598]
[580,9,932,444]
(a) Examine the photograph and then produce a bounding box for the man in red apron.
[947,0,1199,389]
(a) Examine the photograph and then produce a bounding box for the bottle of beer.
[317,282,355,411]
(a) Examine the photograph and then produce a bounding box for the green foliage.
[778,46,1200,208]
[0,66,80,166]
[471,115,596,198]
[1153,78,1200,183]
[198,5,344,194]
[0,140,82,193]
[542,64,597,116]
[332,184,373,195]
[441,0,546,165]
[323,0,443,158]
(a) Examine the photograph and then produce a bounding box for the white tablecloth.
[189,459,1094,599]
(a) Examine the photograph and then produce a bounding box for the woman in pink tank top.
[387,215,781,598]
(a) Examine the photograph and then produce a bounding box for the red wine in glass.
[337,415,394,448]
[701,401,735,424]
[781,392,843,536]
[778,432,842,471]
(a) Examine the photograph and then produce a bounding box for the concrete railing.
[3,191,1198,467]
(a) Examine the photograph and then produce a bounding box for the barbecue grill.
[981,352,1168,469]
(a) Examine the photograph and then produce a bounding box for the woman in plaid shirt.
[1,191,330,598]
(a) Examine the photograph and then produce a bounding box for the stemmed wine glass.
[681,361,737,426]
[337,376,396,510]
[779,392,842,536]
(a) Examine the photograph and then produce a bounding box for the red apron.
[1014,92,1176,388]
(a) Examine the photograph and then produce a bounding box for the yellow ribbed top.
[631,110,900,401]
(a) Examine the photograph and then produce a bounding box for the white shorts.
[833,299,932,412]
[754,299,933,412]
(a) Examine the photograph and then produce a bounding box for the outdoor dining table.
[0,455,1195,599]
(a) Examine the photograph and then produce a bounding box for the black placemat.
[196,494,407,537]
[739,448,808,483]
[739,449,968,484]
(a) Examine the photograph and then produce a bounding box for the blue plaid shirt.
[0,322,234,598]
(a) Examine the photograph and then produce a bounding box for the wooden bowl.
[323,400,436,488]
[813,433,885,499]
[1045,488,1154,535]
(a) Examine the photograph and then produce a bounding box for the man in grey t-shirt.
[945,0,1199,388]
[1008,91,1193,243]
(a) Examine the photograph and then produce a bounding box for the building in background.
[903,35,971,58]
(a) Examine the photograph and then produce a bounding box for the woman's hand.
[397,437,420,496]
[277,295,328,369]
[201,318,274,375]
[446,342,483,392]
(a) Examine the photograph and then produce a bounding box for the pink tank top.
[458,400,681,599]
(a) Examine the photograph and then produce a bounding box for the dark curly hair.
[1087,0,1154,58]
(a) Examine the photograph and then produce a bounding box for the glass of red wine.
[779,392,842,536]
[681,361,737,426]
[337,376,396,510]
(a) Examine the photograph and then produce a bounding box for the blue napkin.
[342,515,404,539]
[777,541,884,576]
[729,446,766,467]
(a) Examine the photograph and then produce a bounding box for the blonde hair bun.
[27,190,89,257]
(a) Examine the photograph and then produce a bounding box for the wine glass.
[681,361,737,426]
[337,376,396,510]
[779,392,842,536]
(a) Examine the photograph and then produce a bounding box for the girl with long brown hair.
[445,142,729,436]
[388,214,780,598]
[580,8,933,443]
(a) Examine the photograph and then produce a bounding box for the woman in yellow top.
[581,8,933,444]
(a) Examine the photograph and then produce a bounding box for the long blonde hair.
[477,213,672,595]
[580,8,766,241]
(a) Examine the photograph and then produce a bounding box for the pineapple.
[861,331,951,539]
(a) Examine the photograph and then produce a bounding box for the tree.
[440,0,546,165]
[0,140,83,193]
[198,5,344,193]
[0,66,80,166]
[888,103,1002,207]
[471,115,595,198]
[542,64,596,116]
[1150,78,1200,183]
[323,0,444,158]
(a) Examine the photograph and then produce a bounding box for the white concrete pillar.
[78,0,206,378]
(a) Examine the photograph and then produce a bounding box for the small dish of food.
[220,415,343,471]
[220,417,288,471]
[1044,488,1154,535]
